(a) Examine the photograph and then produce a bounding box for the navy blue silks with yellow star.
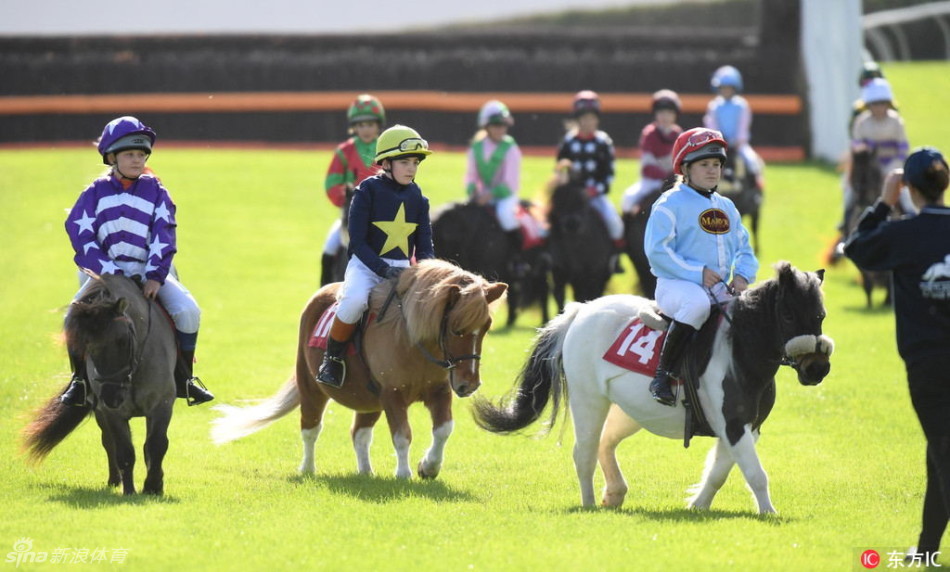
[348,173,435,277]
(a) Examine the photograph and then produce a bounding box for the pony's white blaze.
[353,427,373,474]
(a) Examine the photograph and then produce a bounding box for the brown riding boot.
[316,318,358,388]
[649,320,696,407]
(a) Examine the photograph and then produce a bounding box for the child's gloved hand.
[385,266,405,279]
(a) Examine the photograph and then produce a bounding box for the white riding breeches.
[495,195,520,232]
[589,194,624,241]
[335,256,410,325]
[76,271,200,334]
[322,219,343,256]
[655,278,732,330]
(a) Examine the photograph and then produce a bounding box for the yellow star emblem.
[373,203,417,257]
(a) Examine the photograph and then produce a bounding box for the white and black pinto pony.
[474,262,833,514]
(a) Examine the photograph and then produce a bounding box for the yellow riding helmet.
[374,124,432,164]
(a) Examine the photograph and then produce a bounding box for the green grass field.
[0,61,948,571]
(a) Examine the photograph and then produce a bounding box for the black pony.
[622,182,670,299]
[718,148,763,254]
[547,179,612,312]
[431,200,550,327]
[320,187,353,286]
[847,148,891,307]
[22,274,178,495]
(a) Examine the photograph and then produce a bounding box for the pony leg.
[727,428,775,514]
[598,405,641,508]
[571,392,612,507]
[142,405,173,495]
[687,438,735,510]
[299,424,322,475]
[298,376,330,475]
[382,397,413,479]
[99,416,136,495]
[352,412,381,475]
[419,386,453,480]
[94,410,120,487]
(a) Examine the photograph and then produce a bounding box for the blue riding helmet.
[711,65,743,93]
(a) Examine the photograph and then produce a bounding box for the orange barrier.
[0,140,807,162]
[0,90,802,116]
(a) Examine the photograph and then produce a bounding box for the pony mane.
[369,259,497,347]
[64,274,143,355]
[685,262,824,381]
[64,277,118,355]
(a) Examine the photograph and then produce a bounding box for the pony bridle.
[416,299,481,376]
[779,334,835,368]
[92,302,152,388]
[91,317,140,386]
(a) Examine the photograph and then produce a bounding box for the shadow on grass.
[561,504,791,525]
[36,482,181,508]
[286,472,478,504]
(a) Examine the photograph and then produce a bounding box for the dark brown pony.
[213,259,507,479]
[22,273,177,495]
[847,148,891,307]
[718,148,763,254]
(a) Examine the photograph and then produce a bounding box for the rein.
[386,285,481,376]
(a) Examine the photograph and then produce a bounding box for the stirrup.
[316,355,346,388]
[184,376,214,406]
[60,377,88,407]
[649,372,676,407]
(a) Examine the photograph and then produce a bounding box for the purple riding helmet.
[97,116,156,165]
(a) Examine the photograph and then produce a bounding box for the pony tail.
[21,393,92,464]
[472,304,581,434]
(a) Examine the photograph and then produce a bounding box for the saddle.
[636,302,720,448]
[308,290,398,397]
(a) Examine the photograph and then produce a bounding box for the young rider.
[316,125,436,388]
[556,90,625,273]
[320,94,385,285]
[464,100,524,266]
[622,89,684,215]
[61,116,214,406]
[845,147,950,564]
[644,127,758,406]
[703,65,763,185]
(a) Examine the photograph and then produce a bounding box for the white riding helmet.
[861,77,894,105]
[478,100,514,128]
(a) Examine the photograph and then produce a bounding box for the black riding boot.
[649,320,696,407]
[60,350,89,407]
[316,337,348,388]
[320,253,336,286]
[609,241,625,274]
[176,349,214,406]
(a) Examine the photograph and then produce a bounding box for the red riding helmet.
[672,128,728,175]
[572,90,601,117]
[652,89,681,115]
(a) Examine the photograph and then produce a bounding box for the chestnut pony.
[213,259,507,479]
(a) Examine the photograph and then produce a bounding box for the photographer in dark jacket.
[845,147,950,562]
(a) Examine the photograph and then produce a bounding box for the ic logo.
[860,549,880,569]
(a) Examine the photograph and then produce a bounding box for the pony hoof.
[417,461,440,480]
[601,493,625,508]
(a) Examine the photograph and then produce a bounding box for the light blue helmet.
[711,65,743,93]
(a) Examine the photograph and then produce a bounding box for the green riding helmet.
[348,94,386,125]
